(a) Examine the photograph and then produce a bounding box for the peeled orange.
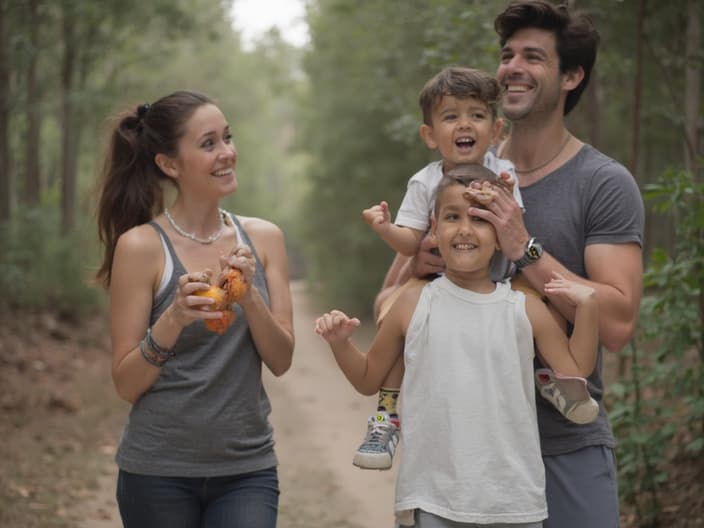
[195,285,235,335]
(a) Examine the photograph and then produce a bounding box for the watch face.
[528,246,541,258]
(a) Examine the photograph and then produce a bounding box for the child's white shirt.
[394,151,523,232]
[395,277,547,526]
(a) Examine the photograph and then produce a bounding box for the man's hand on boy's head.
[362,201,392,234]
[463,180,498,206]
[410,233,445,279]
[497,171,515,192]
[314,309,361,344]
[465,171,514,199]
[465,182,529,262]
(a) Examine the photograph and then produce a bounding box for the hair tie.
[137,103,150,121]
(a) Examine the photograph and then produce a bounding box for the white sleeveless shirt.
[395,277,547,526]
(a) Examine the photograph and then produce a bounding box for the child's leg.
[353,278,429,470]
[352,355,403,470]
[376,358,403,426]
[511,273,598,424]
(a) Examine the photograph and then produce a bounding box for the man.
[377,1,644,526]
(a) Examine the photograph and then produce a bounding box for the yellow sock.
[377,387,400,418]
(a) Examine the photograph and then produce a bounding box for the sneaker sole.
[565,399,600,424]
[352,453,392,470]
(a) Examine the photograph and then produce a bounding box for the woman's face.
[171,103,238,198]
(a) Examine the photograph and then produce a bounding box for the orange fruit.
[222,268,249,304]
[195,285,235,334]
[194,285,228,311]
[204,310,236,335]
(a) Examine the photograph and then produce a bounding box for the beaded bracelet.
[139,327,175,367]
[146,327,174,357]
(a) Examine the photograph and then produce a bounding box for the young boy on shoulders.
[316,168,599,527]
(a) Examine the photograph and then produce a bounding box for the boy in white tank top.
[315,167,601,527]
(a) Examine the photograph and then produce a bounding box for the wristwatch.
[514,237,543,269]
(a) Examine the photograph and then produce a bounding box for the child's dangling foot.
[535,368,599,424]
[352,388,400,470]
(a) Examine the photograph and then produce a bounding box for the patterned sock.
[377,387,400,427]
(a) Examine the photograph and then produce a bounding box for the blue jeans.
[116,466,279,528]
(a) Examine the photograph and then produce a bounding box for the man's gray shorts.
[544,445,620,528]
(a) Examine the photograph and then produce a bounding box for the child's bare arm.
[362,201,424,256]
[544,272,599,373]
[315,307,405,395]
[527,272,599,377]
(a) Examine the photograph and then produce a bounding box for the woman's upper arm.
[244,218,293,334]
[109,227,162,370]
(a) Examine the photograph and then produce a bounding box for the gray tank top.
[115,213,278,477]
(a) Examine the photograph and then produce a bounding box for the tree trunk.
[60,10,76,234]
[684,0,701,180]
[629,0,645,184]
[23,0,41,207]
[619,0,646,378]
[586,69,602,150]
[0,0,11,222]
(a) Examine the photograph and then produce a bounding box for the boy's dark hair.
[494,0,599,116]
[433,164,500,217]
[419,67,501,125]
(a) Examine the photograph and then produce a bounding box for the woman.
[96,90,294,527]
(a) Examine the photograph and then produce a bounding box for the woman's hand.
[166,269,222,328]
[219,244,257,302]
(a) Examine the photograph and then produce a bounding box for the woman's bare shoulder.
[236,215,282,237]
[116,223,162,257]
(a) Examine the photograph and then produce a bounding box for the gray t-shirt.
[520,144,644,456]
[115,214,278,477]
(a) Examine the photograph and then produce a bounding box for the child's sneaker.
[535,368,599,424]
[352,411,400,470]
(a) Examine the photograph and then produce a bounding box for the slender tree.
[0,0,11,221]
[684,0,701,179]
[23,0,42,206]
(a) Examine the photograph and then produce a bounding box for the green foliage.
[610,168,704,524]
[1,0,311,311]
[0,208,101,320]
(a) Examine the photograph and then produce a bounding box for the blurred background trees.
[0,0,701,524]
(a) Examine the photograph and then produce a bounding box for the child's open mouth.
[456,137,476,151]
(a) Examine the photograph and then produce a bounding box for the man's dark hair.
[495,0,599,115]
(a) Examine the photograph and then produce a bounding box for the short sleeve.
[584,162,644,247]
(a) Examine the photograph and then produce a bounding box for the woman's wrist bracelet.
[146,327,173,357]
[139,327,176,367]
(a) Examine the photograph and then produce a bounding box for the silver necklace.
[513,133,572,174]
[164,207,226,244]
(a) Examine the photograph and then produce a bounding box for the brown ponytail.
[96,91,214,287]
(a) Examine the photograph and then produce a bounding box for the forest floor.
[0,281,702,527]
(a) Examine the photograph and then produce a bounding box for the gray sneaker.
[352,412,399,470]
[536,368,599,424]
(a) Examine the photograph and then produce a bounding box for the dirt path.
[78,281,397,527]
